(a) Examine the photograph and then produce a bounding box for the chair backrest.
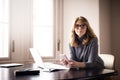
[99,54,115,69]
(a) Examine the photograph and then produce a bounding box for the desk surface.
[0,64,117,80]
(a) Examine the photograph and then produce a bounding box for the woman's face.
[74,20,87,38]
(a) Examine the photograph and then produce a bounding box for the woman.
[61,16,104,69]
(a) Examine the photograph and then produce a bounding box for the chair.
[99,54,115,69]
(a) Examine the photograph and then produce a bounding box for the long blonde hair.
[70,16,97,47]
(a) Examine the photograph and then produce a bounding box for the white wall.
[62,0,99,55]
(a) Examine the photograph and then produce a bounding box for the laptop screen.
[29,48,45,68]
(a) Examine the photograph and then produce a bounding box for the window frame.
[32,0,63,61]
[0,0,10,60]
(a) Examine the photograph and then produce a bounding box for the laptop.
[29,48,69,72]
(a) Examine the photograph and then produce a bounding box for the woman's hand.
[60,59,69,66]
[67,60,86,68]
[60,54,69,66]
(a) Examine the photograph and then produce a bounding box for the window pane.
[33,0,54,57]
[0,0,9,58]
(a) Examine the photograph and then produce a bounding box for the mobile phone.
[63,55,69,61]
[60,54,69,61]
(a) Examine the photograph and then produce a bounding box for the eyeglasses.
[75,24,86,29]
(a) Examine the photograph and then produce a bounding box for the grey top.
[69,37,104,69]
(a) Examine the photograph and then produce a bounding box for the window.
[0,0,9,58]
[33,0,55,57]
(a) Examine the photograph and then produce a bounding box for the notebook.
[0,63,23,68]
[29,48,69,72]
